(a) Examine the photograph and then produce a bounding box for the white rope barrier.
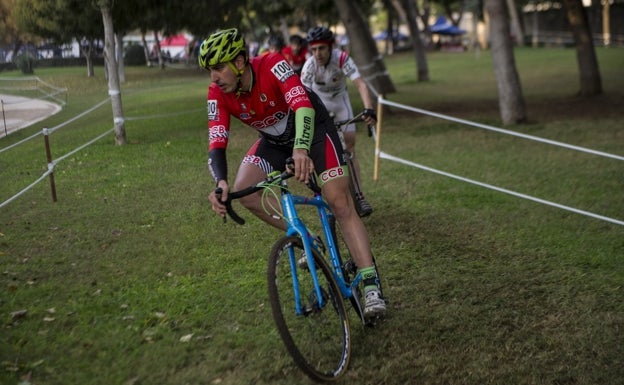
[0,97,111,154]
[0,126,113,209]
[378,151,624,226]
[125,107,203,121]
[0,167,53,209]
[48,97,110,134]
[1,101,205,209]
[54,128,114,164]
[0,76,68,106]
[379,98,624,161]
[374,97,624,226]
[0,130,42,154]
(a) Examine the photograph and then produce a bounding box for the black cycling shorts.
[242,95,349,186]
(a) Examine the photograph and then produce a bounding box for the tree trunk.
[505,0,525,46]
[402,0,429,81]
[80,40,95,77]
[485,0,527,124]
[101,4,126,145]
[141,30,152,67]
[86,48,94,78]
[153,31,164,70]
[383,0,395,55]
[563,0,602,96]
[602,0,611,46]
[115,33,126,83]
[11,40,23,63]
[390,0,429,81]
[334,0,396,96]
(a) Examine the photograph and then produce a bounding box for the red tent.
[161,35,188,47]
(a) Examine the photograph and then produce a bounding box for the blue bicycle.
[216,159,384,382]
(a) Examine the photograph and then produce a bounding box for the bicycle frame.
[277,178,361,316]
[219,161,380,380]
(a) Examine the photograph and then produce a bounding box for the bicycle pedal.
[364,313,386,327]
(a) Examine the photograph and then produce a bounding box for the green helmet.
[198,28,246,69]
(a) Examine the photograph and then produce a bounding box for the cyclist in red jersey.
[200,28,385,319]
[281,34,308,75]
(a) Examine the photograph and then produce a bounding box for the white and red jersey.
[207,53,313,151]
[300,48,360,98]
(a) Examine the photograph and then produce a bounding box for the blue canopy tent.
[430,16,466,35]
[374,29,409,41]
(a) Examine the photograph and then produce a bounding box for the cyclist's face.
[208,57,243,93]
[290,42,301,55]
[309,43,330,66]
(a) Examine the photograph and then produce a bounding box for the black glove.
[362,108,377,121]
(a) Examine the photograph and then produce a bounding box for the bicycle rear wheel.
[267,235,351,382]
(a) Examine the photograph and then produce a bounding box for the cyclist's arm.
[294,106,314,152]
[291,105,315,182]
[206,89,231,218]
[341,54,376,123]
[352,77,376,126]
[207,87,231,185]
[208,148,227,184]
[352,77,374,112]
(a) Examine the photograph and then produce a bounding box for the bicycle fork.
[281,193,328,316]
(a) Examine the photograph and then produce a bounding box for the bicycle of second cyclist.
[216,159,384,382]
[333,110,375,218]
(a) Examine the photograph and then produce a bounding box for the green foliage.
[13,0,102,44]
[14,53,36,73]
[1,48,623,385]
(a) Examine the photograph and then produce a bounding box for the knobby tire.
[267,236,351,382]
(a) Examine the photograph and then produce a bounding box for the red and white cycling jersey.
[300,48,360,98]
[207,53,313,151]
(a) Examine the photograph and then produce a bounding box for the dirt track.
[0,94,61,138]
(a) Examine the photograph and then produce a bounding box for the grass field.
[1,47,623,385]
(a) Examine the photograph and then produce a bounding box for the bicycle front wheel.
[267,235,351,382]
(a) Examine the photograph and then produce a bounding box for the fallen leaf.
[179,333,193,343]
[11,309,28,321]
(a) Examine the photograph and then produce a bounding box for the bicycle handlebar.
[333,110,366,128]
[215,158,321,225]
[333,110,376,138]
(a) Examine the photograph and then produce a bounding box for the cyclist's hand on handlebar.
[291,148,314,183]
[209,181,229,220]
[362,108,377,126]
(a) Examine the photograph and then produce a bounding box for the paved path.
[0,94,62,138]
